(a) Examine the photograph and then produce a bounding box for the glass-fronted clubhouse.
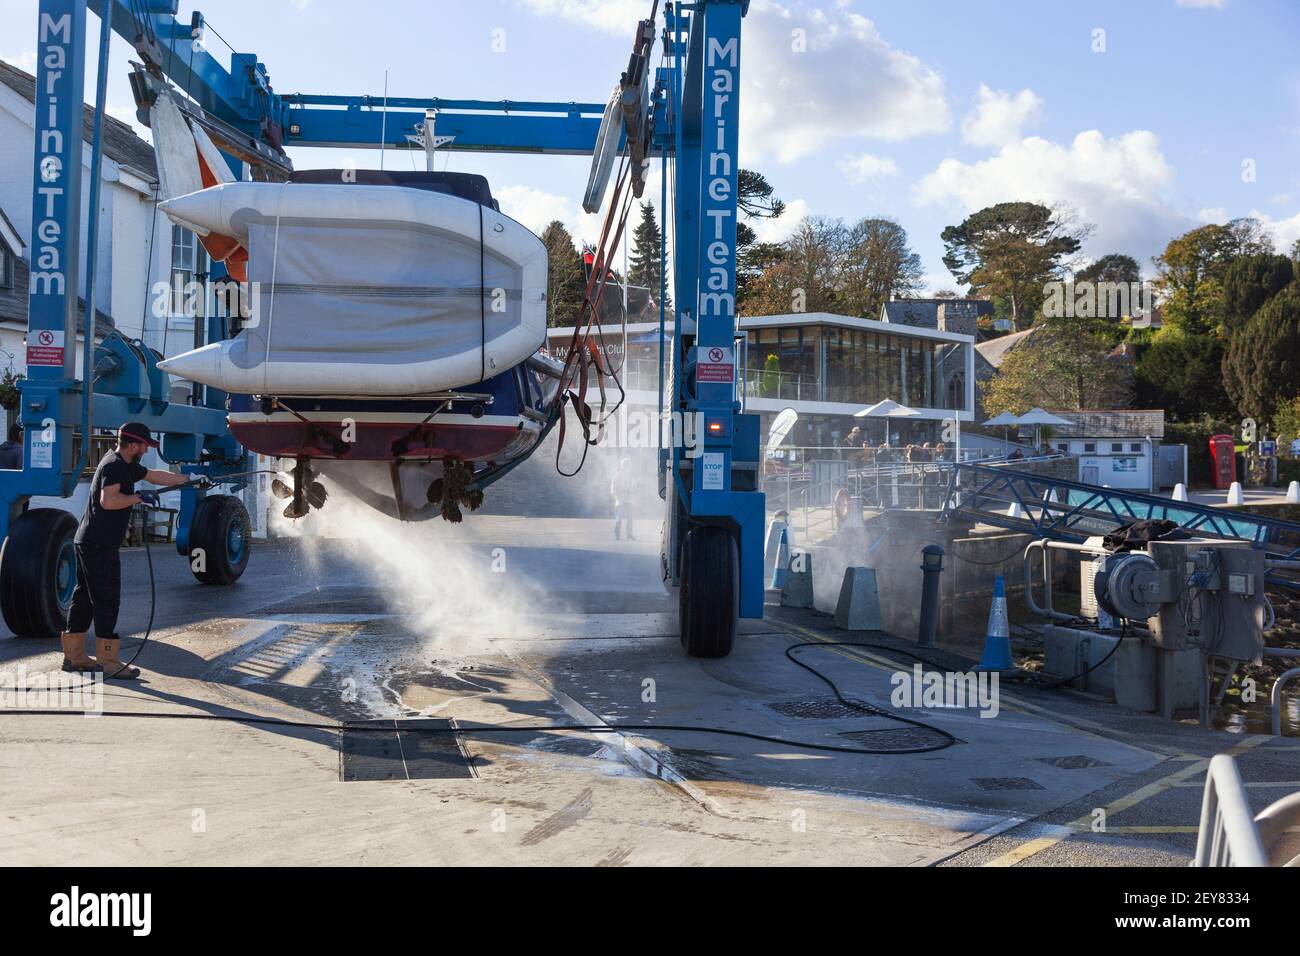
[547,311,976,450]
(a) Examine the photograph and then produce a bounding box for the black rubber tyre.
[679,524,739,658]
[0,508,79,639]
[189,495,252,585]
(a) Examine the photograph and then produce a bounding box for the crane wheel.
[679,524,738,658]
[0,509,79,639]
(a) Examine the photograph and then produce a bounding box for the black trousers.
[66,544,121,637]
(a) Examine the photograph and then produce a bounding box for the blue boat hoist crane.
[4,0,762,656]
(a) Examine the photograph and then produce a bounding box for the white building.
[1047,410,1167,492]
[0,59,206,389]
[1,59,270,533]
[547,311,977,451]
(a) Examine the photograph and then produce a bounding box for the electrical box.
[1200,547,1266,664]
[1146,538,1249,650]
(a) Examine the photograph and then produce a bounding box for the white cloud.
[742,1,950,163]
[0,49,37,73]
[837,153,900,184]
[1197,207,1228,222]
[519,0,649,35]
[1176,0,1226,8]
[750,197,809,244]
[496,184,598,246]
[914,129,1190,263]
[520,0,950,164]
[960,84,1044,148]
[1252,209,1300,254]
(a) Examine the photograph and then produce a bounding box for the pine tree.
[628,203,671,311]
[540,220,588,328]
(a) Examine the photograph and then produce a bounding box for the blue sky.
[4,0,1298,291]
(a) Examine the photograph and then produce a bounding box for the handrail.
[943,462,1300,569]
[1193,755,1270,867]
[1272,666,1300,737]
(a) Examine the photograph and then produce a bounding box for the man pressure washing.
[60,422,191,677]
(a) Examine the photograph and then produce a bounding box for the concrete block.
[834,566,881,630]
[1287,481,1300,505]
[781,550,814,608]
[1227,481,1244,505]
[764,516,790,586]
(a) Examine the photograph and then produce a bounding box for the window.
[1084,442,1096,453]
[1111,442,1124,453]
[0,245,9,290]
[1130,442,1143,453]
[169,225,209,315]
[1056,443,1069,453]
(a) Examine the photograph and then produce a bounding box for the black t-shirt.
[75,450,148,548]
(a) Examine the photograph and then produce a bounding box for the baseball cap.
[118,422,160,449]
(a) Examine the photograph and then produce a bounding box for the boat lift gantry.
[9,0,761,654]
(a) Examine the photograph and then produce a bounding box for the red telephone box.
[1209,434,1237,489]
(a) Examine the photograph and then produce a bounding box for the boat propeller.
[426,460,483,524]
[273,461,328,519]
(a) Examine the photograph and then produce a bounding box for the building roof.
[0,60,157,179]
[1050,409,1165,440]
[0,237,115,339]
[0,206,23,256]
[881,297,994,329]
[740,311,974,344]
[974,326,1038,369]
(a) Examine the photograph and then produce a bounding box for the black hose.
[10,614,958,757]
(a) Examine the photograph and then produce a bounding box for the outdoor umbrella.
[1013,408,1073,449]
[983,411,1020,450]
[855,399,921,447]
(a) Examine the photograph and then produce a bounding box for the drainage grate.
[339,719,475,782]
[971,776,1046,791]
[767,697,877,720]
[1035,754,1112,770]
[839,727,944,751]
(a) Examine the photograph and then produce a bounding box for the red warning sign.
[26,329,65,366]
[696,346,734,383]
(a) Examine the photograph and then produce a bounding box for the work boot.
[59,631,101,673]
[95,635,140,680]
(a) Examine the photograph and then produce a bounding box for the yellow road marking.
[983,734,1272,866]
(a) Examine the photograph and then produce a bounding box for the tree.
[1152,219,1273,336]
[941,202,1088,330]
[1076,253,1140,286]
[740,216,845,316]
[627,203,670,311]
[983,320,1131,414]
[540,220,587,328]
[1222,253,1293,330]
[838,217,924,319]
[1221,281,1300,425]
[1134,329,1231,421]
[738,215,924,319]
[736,169,785,309]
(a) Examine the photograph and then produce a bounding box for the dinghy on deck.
[157,174,548,397]
[154,169,573,523]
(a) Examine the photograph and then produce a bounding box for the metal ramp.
[942,462,1300,585]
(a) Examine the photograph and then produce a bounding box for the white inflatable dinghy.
[156,180,547,397]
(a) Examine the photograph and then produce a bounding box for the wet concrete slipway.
[1,516,1297,866]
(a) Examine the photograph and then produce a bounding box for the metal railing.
[1274,667,1300,737]
[1194,754,1300,866]
[942,461,1300,581]
[762,452,1071,537]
